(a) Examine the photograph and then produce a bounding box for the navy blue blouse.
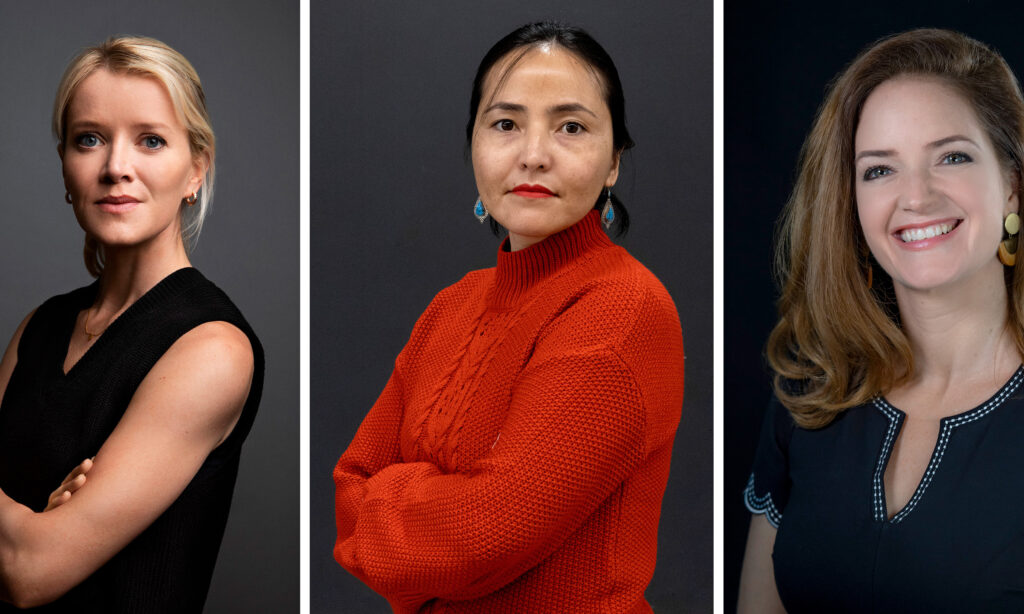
[745,367,1024,612]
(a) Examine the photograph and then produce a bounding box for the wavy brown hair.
[767,28,1024,428]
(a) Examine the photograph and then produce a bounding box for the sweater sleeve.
[332,346,648,608]
[334,369,405,543]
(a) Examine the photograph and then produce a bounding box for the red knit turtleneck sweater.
[334,211,684,613]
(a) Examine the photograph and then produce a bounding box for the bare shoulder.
[162,320,254,395]
[132,321,254,445]
[168,321,254,369]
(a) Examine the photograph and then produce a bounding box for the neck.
[93,235,191,316]
[895,262,1020,384]
[508,232,542,252]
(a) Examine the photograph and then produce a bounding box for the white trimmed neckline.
[871,365,1024,524]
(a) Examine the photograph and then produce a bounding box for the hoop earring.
[185,191,198,206]
[65,191,72,204]
[601,188,614,229]
[474,197,488,223]
[999,212,1020,266]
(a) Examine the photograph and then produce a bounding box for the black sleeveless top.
[0,268,264,612]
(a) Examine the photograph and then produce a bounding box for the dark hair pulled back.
[467,21,634,235]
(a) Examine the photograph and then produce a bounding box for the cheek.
[471,146,508,192]
[574,146,614,185]
[62,158,88,189]
[855,192,889,252]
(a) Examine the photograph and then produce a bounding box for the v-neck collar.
[59,267,199,378]
[870,365,1024,523]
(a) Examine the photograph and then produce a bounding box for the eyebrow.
[482,101,598,118]
[67,120,174,132]
[928,134,978,149]
[855,134,981,163]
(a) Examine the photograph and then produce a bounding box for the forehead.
[481,44,607,105]
[856,76,985,146]
[67,69,182,127]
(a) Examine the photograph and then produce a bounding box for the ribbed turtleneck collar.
[489,210,614,308]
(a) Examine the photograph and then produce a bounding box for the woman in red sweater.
[334,22,685,613]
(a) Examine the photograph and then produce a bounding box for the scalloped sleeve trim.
[743,472,782,528]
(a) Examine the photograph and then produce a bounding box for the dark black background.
[725,1,1024,610]
[312,1,712,611]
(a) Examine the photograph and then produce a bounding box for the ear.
[56,142,64,161]
[605,150,620,188]
[1006,170,1020,216]
[186,153,209,197]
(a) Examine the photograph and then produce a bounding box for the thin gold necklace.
[82,308,106,340]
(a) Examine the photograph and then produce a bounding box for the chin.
[499,212,580,239]
[83,224,178,251]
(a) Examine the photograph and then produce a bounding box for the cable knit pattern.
[334,210,684,613]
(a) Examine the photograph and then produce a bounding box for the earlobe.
[606,151,621,186]
[1007,173,1020,214]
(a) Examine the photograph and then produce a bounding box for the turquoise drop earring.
[601,189,614,229]
[474,198,488,223]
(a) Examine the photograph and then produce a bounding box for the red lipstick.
[511,184,555,198]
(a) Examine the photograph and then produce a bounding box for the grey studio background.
[0,2,297,612]
[311,2,712,612]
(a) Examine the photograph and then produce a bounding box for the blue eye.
[863,166,893,181]
[942,151,972,165]
[562,122,585,135]
[142,135,166,150]
[75,133,100,148]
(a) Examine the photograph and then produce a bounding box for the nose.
[102,139,133,183]
[519,129,552,171]
[900,168,935,212]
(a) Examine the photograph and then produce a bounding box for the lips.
[97,195,140,205]
[892,218,961,249]
[95,195,141,213]
[510,184,556,198]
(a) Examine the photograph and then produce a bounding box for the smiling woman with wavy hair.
[740,29,1024,612]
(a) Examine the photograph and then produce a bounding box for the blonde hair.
[53,35,215,277]
[767,28,1024,428]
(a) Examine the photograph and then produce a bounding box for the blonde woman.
[740,29,1024,611]
[0,37,262,611]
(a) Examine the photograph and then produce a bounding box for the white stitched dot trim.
[744,472,782,528]
[871,400,902,522]
[872,366,1024,524]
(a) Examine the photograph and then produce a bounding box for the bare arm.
[0,321,254,608]
[737,514,786,614]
